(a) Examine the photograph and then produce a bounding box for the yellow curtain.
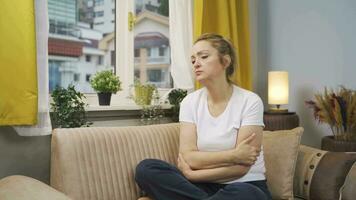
[193,0,252,90]
[0,1,38,125]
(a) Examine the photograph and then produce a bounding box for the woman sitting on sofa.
[135,33,272,200]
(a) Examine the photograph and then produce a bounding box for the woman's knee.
[135,159,166,184]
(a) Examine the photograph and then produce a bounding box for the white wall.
[134,18,169,38]
[250,0,356,147]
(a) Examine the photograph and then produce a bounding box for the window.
[95,0,104,6]
[159,47,165,56]
[133,0,171,89]
[111,50,115,66]
[48,0,114,93]
[94,22,104,25]
[74,73,80,82]
[95,11,104,17]
[48,0,172,104]
[97,56,103,65]
[146,48,151,57]
[134,49,140,57]
[148,69,162,82]
[86,74,91,82]
[86,55,91,62]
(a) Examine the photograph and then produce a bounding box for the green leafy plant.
[306,86,356,141]
[90,70,122,93]
[168,89,187,122]
[140,104,164,125]
[51,85,91,128]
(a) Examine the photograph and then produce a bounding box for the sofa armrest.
[294,145,327,200]
[339,159,356,200]
[294,145,356,200]
[0,175,71,200]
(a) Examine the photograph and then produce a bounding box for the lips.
[195,71,202,75]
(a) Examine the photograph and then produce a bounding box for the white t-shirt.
[179,85,266,183]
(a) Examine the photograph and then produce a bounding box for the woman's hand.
[177,154,194,180]
[232,133,260,166]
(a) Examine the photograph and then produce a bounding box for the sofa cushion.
[310,152,356,200]
[340,161,356,200]
[293,145,327,200]
[263,127,303,200]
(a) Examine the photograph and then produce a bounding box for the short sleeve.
[179,95,195,123]
[241,94,265,127]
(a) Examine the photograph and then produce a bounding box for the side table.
[263,112,299,131]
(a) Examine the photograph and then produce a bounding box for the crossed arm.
[178,122,263,183]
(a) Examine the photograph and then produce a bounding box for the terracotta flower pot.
[321,136,356,152]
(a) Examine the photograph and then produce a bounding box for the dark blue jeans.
[135,159,273,200]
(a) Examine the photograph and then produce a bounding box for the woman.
[135,33,272,200]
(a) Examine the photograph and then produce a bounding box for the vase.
[321,136,356,152]
[134,86,154,105]
[98,93,112,105]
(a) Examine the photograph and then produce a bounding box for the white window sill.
[84,89,173,112]
[86,103,172,112]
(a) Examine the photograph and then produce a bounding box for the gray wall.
[250,0,356,147]
[0,127,51,184]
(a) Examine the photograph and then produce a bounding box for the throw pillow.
[337,155,356,200]
[263,127,304,200]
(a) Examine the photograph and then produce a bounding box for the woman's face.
[191,41,226,83]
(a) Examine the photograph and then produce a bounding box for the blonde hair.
[194,33,237,83]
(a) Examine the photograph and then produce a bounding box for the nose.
[193,59,201,69]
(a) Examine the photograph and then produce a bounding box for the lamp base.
[267,104,288,113]
[267,108,289,113]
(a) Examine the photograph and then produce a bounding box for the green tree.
[158,0,169,17]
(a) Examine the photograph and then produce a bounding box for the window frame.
[84,0,172,110]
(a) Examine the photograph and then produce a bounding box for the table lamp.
[268,71,289,112]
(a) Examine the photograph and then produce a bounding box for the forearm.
[186,164,249,183]
[182,150,235,170]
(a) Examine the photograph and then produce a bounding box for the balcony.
[134,56,170,64]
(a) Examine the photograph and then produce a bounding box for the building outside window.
[48,0,172,102]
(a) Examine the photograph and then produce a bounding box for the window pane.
[48,0,115,93]
[134,0,172,88]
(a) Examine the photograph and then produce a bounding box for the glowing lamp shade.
[268,71,289,106]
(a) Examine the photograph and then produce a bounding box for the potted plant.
[306,86,356,151]
[133,79,156,106]
[51,85,91,128]
[140,104,164,125]
[90,70,122,105]
[168,88,188,122]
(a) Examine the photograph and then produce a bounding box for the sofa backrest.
[51,123,305,200]
[51,123,180,200]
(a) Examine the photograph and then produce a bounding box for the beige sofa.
[1,123,356,200]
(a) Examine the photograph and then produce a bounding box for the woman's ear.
[223,55,231,68]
